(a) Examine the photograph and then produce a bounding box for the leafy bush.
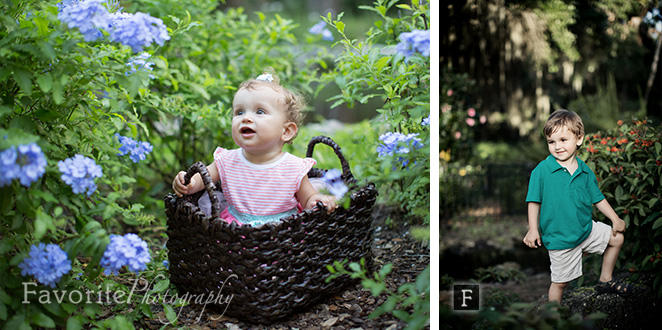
[318,0,431,222]
[582,119,662,296]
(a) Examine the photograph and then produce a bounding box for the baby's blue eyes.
[234,109,266,116]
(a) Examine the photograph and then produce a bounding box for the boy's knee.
[610,232,624,247]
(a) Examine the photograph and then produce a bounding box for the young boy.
[523,109,631,303]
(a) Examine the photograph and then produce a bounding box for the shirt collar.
[544,154,588,174]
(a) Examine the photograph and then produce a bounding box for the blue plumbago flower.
[377,132,424,168]
[0,143,47,187]
[163,260,170,269]
[126,52,155,78]
[19,243,72,288]
[309,21,334,41]
[108,12,170,53]
[422,115,430,126]
[57,0,111,42]
[101,233,151,275]
[321,169,349,199]
[115,134,153,163]
[58,154,103,196]
[395,29,430,61]
[0,146,20,187]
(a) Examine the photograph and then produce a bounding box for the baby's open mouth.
[240,127,255,134]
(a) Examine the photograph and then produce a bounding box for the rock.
[553,273,661,329]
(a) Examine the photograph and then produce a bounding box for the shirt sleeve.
[525,166,542,203]
[295,157,317,191]
[212,147,225,184]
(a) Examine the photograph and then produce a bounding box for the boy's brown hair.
[543,109,584,139]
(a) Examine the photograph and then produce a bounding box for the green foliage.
[327,259,430,330]
[0,0,431,327]
[581,118,662,296]
[474,265,526,284]
[476,302,606,330]
[318,0,431,222]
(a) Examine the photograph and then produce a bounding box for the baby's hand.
[172,171,194,197]
[306,193,337,213]
[523,229,541,249]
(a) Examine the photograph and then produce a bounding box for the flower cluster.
[377,132,424,168]
[18,243,72,288]
[309,21,334,41]
[321,169,349,199]
[421,115,430,126]
[109,12,170,53]
[58,154,103,196]
[57,0,170,52]
[0,142,47,187]
[115,134,153,163]
[395,29,430,61]
[100,233,151,275]
[126,52,155,78]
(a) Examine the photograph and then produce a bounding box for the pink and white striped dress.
[213,147,316,226]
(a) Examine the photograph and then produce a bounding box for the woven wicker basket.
[165,136,377,324]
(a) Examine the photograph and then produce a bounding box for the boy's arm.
[595,199,626,236]
[523,202,542,248]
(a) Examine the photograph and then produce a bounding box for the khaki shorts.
[548,221,612,283]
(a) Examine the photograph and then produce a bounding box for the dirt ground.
[135,205,430,330]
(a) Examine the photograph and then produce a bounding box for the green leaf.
[36,73,53,93]
[0,302,6,321]
[66,315,83,330]
[13,68,33,95]
[335,21,345,34]
[653,218,662,230]
[30,312,55,328]
[378,263,393,279]
[34,210,54,240]
[615,185,624,201]
[163,303,178,325]
[655,142,661,156]
[374,56,391,72]
[151,278,170,294]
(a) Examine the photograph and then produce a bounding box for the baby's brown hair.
[238,73,305,143]
[543,109,584,139]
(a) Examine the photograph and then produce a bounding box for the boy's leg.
[599,232,624,282]
[548,282,568,302]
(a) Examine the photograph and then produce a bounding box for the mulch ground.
[133,205,430,329]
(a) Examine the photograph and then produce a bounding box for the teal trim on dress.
[228,205,298,227]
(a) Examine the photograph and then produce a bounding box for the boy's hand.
[611,217,626,236]
[306,193,337,213]
[523,229,542,248]
[172,171,194,197]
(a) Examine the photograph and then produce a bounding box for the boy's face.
[547,125,584,163]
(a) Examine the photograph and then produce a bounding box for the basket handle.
[183,161,220,219]
[306,135,355,183]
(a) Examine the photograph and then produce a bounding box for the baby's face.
[546,125,584,162]
[231,86,292,154]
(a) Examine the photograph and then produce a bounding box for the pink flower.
[480,115,487,124]
[467,108,476,117]
[466,118,475,127]
[442,104,452,113]
[447,89,453,96]
[454,131,462,139]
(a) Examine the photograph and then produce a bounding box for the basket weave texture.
[165,136,377,324]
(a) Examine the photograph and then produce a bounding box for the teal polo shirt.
[525,155,605,250]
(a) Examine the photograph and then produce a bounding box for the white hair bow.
[256,73,274,82]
